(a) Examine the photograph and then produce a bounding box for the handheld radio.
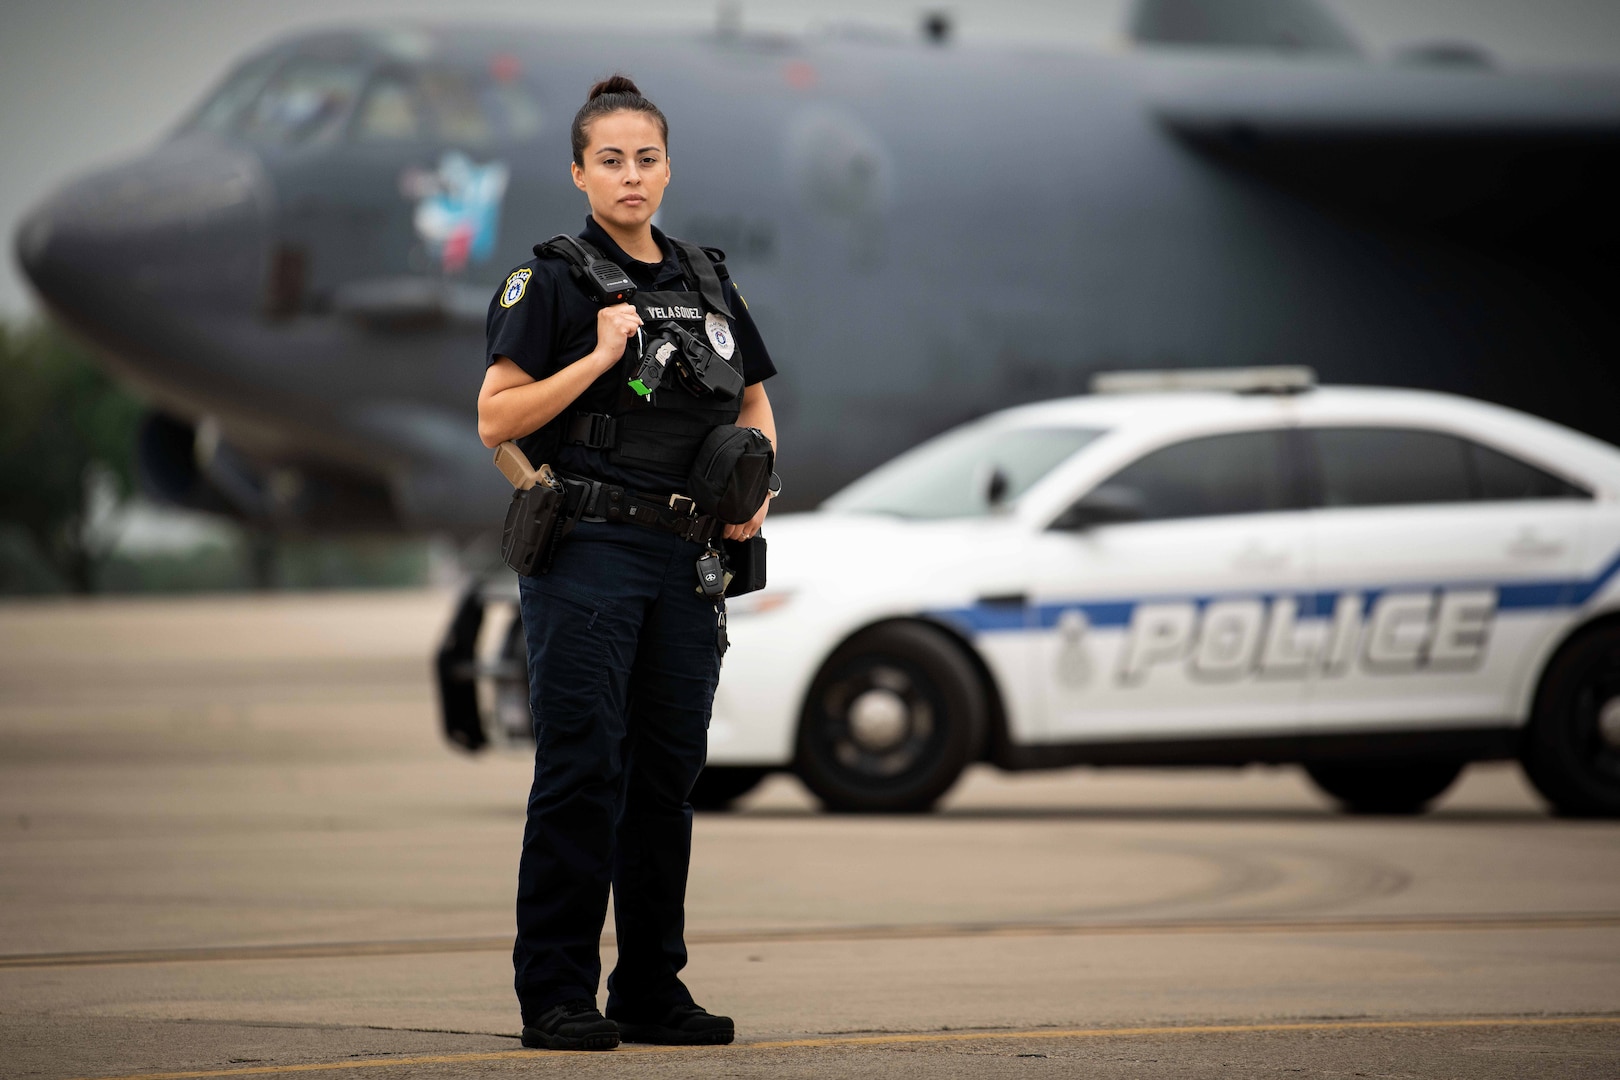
[538,235,636,306]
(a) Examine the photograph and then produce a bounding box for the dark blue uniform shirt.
[485,216,775,493]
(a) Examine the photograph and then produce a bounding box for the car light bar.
[1091,366,1317,395]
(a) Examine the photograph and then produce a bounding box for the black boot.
[521,999,621,1051]
[615,1002,735,1046]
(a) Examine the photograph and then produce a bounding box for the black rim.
[495,616,531,741]
[1570,643,1620,784]
[810,656,945,784]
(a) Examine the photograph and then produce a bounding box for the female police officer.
[477,75,777,1051]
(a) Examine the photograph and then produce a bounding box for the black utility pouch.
[723,534,767,597]
[689,424,775,524]
[500,479,570,577]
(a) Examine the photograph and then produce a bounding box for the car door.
[1023,428,1314,743]
[1301,426,1592,734]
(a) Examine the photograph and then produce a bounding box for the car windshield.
[824,425,1105,519]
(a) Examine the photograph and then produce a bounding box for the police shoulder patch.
[500,268,533,309]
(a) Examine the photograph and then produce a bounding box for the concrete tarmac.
[1,589,1617,1079]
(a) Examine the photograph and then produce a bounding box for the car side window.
[1468,440,1590,501]
[1309,428,1473,508]
[1098,430,1296,522]
[1307,427,1590,508]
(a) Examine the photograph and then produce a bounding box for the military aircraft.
[14,0,1620,751]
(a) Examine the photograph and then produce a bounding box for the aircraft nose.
[14,139,272,342]
[13,203,55,285]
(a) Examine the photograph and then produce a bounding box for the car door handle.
[1507,531,1566,559]
[1232,544,1290,571]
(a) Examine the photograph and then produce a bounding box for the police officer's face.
[570,111,670,232]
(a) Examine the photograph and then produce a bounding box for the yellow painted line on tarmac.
[58,1015,1620,1080]
[748,1013,1620,1050]
[0,939,514,970]
[8,911,1620,970]
[723,911,1620,945]
[62,1052,568,1080]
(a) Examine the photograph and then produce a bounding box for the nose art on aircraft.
[14,139,272,344]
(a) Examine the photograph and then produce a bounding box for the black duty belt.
[559,472,721,545]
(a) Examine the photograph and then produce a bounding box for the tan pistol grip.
[494,441,539,490]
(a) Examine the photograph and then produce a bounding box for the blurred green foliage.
[0,320,143,592]
[91,534,435,593]
[0,319,435,595]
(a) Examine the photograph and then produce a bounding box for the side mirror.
[982,465,1010,509]
[1048,485,1145,531]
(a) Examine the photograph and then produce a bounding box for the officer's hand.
[593,303,642,363]
[724,496,769,542]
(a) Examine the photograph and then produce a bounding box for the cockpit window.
[421,69,492,145]
[355,76,423,142]
[239,58,366,145]
[384,65,545,146]
[483,81,544,141]
[185,52,283,135]
[825,425,1106,519]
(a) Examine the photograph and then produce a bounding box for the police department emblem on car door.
[1053,608,1093,689]
[501,268,532,308]
[705,313,735,360]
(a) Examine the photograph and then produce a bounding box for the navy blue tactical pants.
[513,519,721,1019]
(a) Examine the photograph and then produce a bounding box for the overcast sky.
[2,0,1618,318]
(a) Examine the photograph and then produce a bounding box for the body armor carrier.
[536,233,743,476]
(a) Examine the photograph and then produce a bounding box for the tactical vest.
[536,234,743,478]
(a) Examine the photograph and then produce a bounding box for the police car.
[698,369,1620,817]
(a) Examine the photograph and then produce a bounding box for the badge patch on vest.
[500,268,532,308]
[705,313,736,361]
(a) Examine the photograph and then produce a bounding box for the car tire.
[688,766,768,810]
[1304,760,1464,815]
[1521,623,1620,818]
[794,622,986,813]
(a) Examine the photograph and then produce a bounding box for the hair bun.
[571,73,667,166]
[588,74,642,101]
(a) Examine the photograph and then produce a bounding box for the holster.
[500,473,582,577]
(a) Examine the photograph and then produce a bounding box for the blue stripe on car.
[930,547,1620,636]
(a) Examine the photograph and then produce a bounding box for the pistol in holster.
[496,442,582,577]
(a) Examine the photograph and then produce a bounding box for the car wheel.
[794,622,985,813]
[688,766,768,810]
[1521,624,1620,818]
[1304,760,1464,815]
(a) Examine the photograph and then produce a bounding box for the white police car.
[700,369,1620,816]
